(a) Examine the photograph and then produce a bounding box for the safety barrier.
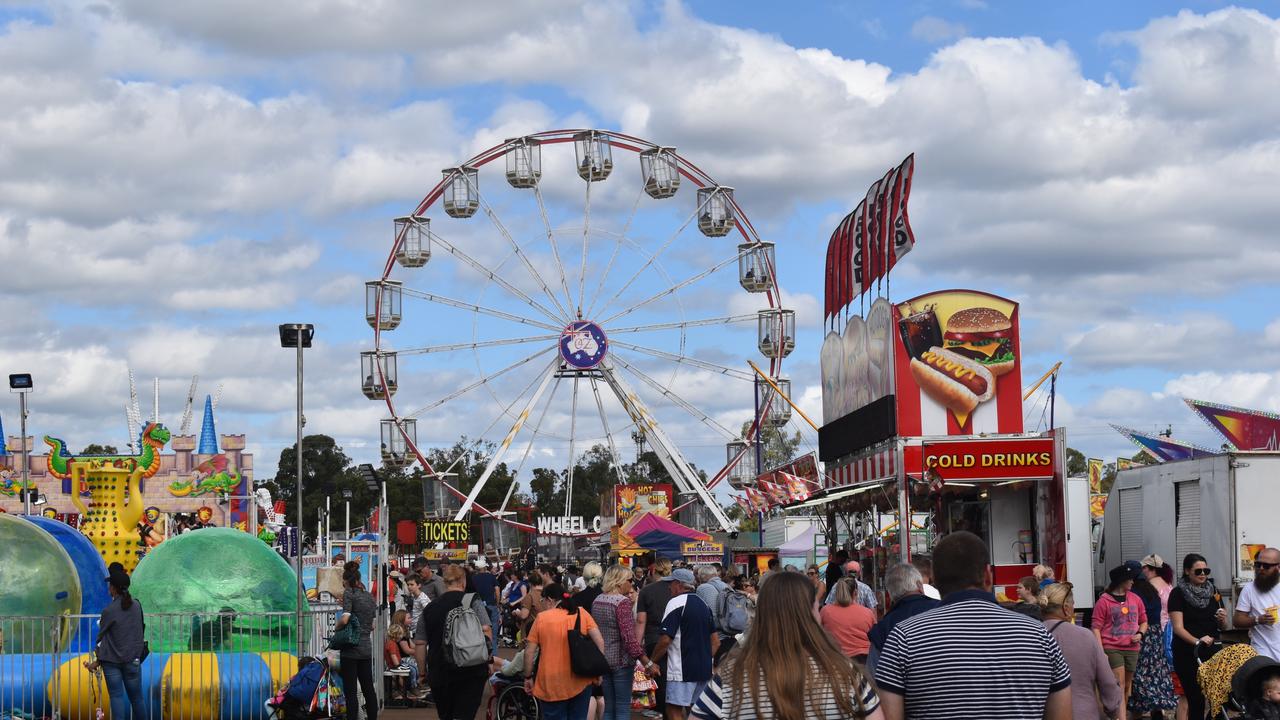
[0,607,387,720]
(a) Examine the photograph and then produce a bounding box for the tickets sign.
[920,438,1054,481]
[419,520,470,544]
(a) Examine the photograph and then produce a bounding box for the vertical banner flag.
[876,166,899,293]
[891,154,916,266]
[861,180,882,296]
[1116,457,1133,471]
[824,225,836,321]
[1087,458,1104,494]
[848,200,866,309]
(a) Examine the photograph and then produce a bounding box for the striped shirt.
[690,661,880,719]
[873,589,1071,719]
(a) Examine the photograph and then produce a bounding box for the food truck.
[816,290,1084,604]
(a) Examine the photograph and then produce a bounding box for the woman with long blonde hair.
[691,571,882,720]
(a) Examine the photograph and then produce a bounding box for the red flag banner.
[835,210,854,315]
[875,166,899,293]
[1184,398,1280,451]
[861,180,881,296]
[824,221,838,320]
[891,154,916,266]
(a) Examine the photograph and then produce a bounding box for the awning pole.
[898,441,910,563]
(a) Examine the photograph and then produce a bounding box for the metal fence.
[0,606,386,720]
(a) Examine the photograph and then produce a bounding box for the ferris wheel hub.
[559,321,608,370]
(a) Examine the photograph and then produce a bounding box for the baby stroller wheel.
[495,682,541,720]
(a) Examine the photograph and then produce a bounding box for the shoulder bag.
[567,608,611,678]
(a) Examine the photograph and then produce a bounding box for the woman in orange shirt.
[819,577,877,664]
[524,582,607,720]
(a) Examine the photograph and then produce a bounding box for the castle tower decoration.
[198,395,219,455]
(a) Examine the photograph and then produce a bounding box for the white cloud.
[911,16,968,43]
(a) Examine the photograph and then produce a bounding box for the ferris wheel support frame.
[376,129,785,536]
[599,362,735,532]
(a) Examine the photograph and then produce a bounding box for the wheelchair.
[486,673,541,720]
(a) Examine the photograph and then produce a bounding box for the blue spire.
[198,395,219,454]
[0,412,7,456]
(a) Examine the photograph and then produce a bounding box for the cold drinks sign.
[920,438,1054,481]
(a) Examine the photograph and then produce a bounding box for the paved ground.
[379,648,653,720]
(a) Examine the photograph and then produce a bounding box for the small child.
[1246,673,1280,720]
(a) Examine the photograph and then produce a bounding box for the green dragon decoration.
[44,422,172,480]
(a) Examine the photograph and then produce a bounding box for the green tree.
[79,444,119,455]
[1065,447,1087,476]
[266,435,371,534]
[422,438,517,514]
[724,501,759,532]
[529,445,624,518]
[740,422,802,471]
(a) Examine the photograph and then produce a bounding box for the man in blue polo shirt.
[651,568,719,720]
[874,531,1072,720]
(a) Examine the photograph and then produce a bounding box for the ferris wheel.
[362,129,796,535]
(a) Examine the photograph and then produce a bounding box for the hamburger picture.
[942,307,1016,377]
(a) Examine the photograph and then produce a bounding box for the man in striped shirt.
[873,531,1072,720]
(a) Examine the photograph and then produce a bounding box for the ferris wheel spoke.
[611,355,736,439]
[401,287,563,332]
[584,184,647,319]
[610,340,755,381]
[533,182,577,314]
[431,233,564,325]
[565,374,581,516]
[509,370,564,476]
[455,357,561,519]
[593,189,712,319]
[578,176,592,312]
[607,314,757,335]
[464,172,573,321]
[402,346,554,419]
[599,245,753,326]
[397,334,557,356]
[588,375,628,485]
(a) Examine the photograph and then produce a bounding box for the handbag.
[328,614,361,651]
[567,608,610,678]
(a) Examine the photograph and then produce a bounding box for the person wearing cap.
[86,567,148,720]
[651,568,719,720]
[825,560,878,611]
[1093,565,1148,714]
[1235,547,1280,659]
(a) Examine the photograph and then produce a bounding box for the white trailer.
[1098,451,1280,615]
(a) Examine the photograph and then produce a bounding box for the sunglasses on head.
[1256,562,1279,570]
[1193,568,1212,576]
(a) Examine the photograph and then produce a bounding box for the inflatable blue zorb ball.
[24,515,110,651]
[0,513,82,652]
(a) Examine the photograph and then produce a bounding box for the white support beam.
[454,358,560,519]
[598,362,734,532]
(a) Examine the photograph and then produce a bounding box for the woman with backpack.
[525,582,608,720]
[336,564,378,720]
[593,565,657,720]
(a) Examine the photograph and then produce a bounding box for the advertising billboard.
[894,290,1024,436]
[614,483,673,526]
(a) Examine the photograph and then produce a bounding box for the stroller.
[267,656,346,720]
[1231,655,1280,720]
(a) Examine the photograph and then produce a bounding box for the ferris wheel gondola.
[364,129,794,535]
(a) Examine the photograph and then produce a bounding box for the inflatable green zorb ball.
[131,527,308,652]
[0,513,82,653]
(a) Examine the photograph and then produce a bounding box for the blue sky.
[2,1,1280,513]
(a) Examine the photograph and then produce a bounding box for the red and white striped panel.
[826,446,896,490]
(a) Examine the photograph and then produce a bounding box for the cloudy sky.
[2,0,1278,508]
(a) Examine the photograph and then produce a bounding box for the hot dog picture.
[909,346,995,417]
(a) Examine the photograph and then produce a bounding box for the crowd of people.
[334,538,1280,720]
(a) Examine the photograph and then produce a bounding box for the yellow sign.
[681,541,725,558]
[1087,458,1104,495]
[420,520,469,543]
[422,548,468,561]
[1089,493,1108,518]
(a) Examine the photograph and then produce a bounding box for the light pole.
[343,487,352,548]
[9,374,33,516]
[279,323,313,658]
